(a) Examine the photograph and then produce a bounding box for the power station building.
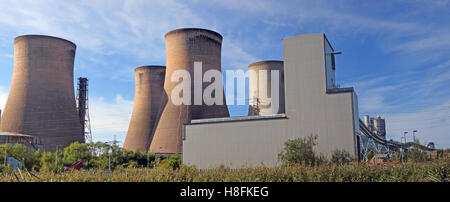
[123,66,166,152]
[363,115,386,139]
[0,35,84,152]
[183,33,360,168]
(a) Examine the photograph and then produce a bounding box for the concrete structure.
[123,66,166,152]
[373,115,386,139]
[248,61,285,116]
[183,33,359,168]
[363,115,386,139]
[0,35,84,152]
[364,115,373,131]
[150,28,230,154]
[0,132,44,150]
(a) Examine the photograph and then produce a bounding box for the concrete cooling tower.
[0,35,83,152]
[123,66,166,152]
[248,61,285,116]
[150,28,230,154]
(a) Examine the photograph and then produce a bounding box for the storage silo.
[0,35,84,151]
[123,66,166,152]
[363,115,373,130]
[248,61,285,116]
[150,28,230,154]
[373,115,386,139]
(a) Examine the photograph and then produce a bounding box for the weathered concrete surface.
[123,66,165,152]
[0,35,84,151]
[150,28,230,154]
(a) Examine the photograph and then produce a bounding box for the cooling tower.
[123,66,166,152]
[0,35,83,151]
[248,61,285,116]
[150,28,230,154]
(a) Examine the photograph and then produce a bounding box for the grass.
[0,158,448,182]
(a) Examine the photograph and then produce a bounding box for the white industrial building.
[182,33,360,169]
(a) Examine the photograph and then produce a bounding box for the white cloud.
[385,100,450,148]
[0,86,9,110]
[89,94,133,143]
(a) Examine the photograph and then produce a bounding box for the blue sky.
[0,0,448,148]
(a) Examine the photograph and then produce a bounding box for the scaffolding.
[76,77,92,143]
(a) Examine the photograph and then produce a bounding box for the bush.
[40,151,64,172]
[278,134,319,165]
[331,149,354,165]
[1,141,159,171]
[407,147,429,163]
[158,154,182,170]
[0,164,12,173]
[0,144,42,170]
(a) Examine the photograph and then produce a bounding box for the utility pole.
[106,135,121,171]
[412,130,418,143]
[108,147,111,171]
[4,138,7,166]
[403,131,408,143]
[147,151,149,169]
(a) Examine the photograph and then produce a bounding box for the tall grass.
[0,158,447,182]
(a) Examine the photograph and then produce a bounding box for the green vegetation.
[278,134,324,165]
[0,158,447,182]
[0,140,449,182]
[158,154,182,170]
[331,149,354,165]
[1,142,159,172]
[407,147,429,163]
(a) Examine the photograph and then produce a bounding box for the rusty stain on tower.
[0,35,84,151]
[150,28,230,154]
[123,66,166,152]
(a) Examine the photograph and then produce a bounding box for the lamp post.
[403,132,408,144]
[55,145,58,169]
[147,151,149,169]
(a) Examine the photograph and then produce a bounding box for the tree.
[63,142,91,166]
[0,144,42,170]
[278,134,318,165]
[40,151,63,171]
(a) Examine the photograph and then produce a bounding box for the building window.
[331,54,336,70]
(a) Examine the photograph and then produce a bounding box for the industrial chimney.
[150,28,230,154]
[248,61,285,116]
[123,66,166,152]
[0,35,84,151]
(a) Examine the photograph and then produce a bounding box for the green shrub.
[407,147,429,163]
[63,142,91,166]
[278,134,319,165]
[0,164,12,173]
[0,144,42,170]
[40,151,64,172]
[158,154,182,170]
[331,149,354,165]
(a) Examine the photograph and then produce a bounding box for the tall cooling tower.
[123,66,166,152]
[248,61,285,116]
[150,28,230,154]
[0,35,83,151]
